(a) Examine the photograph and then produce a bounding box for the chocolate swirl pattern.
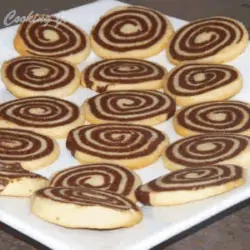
[163,133,250,170]
[14,15,90,64]
[82,59,167,92]
[91,6,173,58]
[174,101,250,136]
[0,162,43,179]
[50,163,142,201]
[136,164,245,205]
[36,187,138,210]
[66,124,169,169]
[0,162,48,196]
[2,56,80,98]
[165,63,242,106]
[0,96,84,138]
[140,164,243,191]
[31,187,142,228]
[168,16,248,64]
[0,128,59,170]
[84,90,175,125]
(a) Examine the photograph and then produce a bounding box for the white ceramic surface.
[0,1,249,249]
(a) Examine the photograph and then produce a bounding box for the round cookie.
[1,56,81,98]
[174,101,250,136]
[81,59,167,92]
[136,164,245,206]
[0,96,85,139]
[31,187,142,229]
[49,163,142,202]
[0,162,48,197]
[164,63,242,106]
[66,124,169,170]
[167,16,249,65]
[83,90,176,126]
[90,6,174,59]
[162,133,250,171]
[0,128,59,171]
[14,15,90,64]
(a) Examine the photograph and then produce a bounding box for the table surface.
[1,0,250,249]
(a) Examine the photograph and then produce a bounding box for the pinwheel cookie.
[49,163,142,202]
[1,56,81,98]
[174,101,250,136]
[136,164,245,205]
[163,133,250,171]
[31,187,142,229]
[66,124,169,170]
[0,162,48,197]
[167,16,248,64]
[14,15,90,64]
[0,96,84,139]
[164,63,242,106]
[0,128,59,171]
[90,6,174,59]
[82,59,167,92]
[83,90,175,126]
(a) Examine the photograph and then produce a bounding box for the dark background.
[0,0,250,250]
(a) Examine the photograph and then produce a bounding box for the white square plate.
[0,1,250,249]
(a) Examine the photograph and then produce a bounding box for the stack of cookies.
[0,4,249,230]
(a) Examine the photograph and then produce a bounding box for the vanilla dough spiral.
[91,6,174,58]
[2,56,80,98]
[164,63,242,106]
[163,133,250,170]
[50,163,142,201]
[82,58,167,92]
[84,90,175,125]
[168,16,248,64]
[66,124,169,169]
[14,15,90,64]
[174,101,250,136]
[0,96,84,138]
